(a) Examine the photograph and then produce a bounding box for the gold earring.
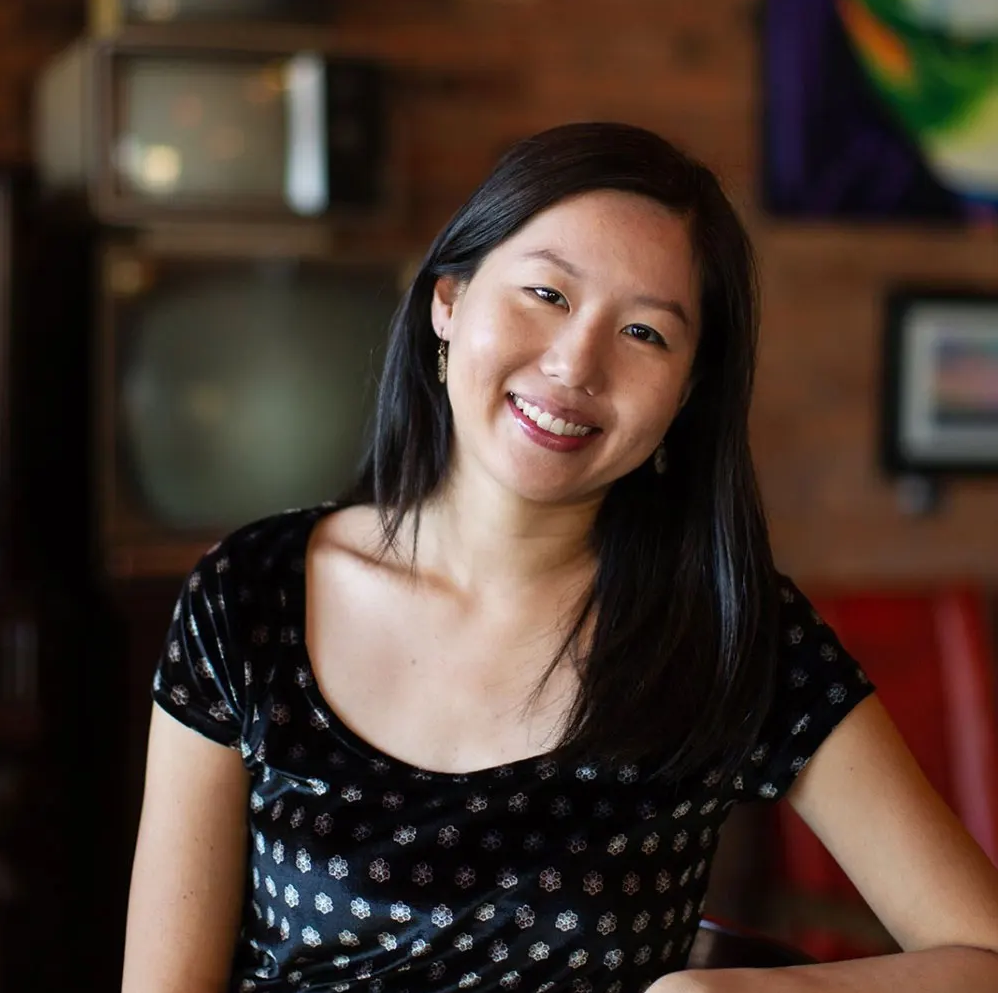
[653,442,667,476]
[437,338,448,384]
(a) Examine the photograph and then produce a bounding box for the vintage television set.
[34,37,402,226]
[97,237,408,577]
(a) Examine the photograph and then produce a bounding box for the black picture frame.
[882,289,998,476]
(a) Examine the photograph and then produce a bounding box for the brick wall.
[5,0,998,581]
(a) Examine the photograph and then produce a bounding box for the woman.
[121,122,998,993]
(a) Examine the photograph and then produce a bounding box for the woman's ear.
[430,276,463,340]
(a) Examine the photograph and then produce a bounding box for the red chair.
[772,587,998,961]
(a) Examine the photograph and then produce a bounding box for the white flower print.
[315,892,333,914]
[751,743,770,764]
[438,825,461,848]
[497,868,518,889]
[251,900,262,919]
[508,793,529,813]
[514,906,535,928]
[280,917,290,941]
[672,831,689,852]
[604,948,624,969]
[338,930,359,946]
[273,840,285,865]
[758,782,778,799]
[607,834,628,855]
[208,700,233,722]
[240,980,256,991]
[733,773,745,791]
[790,667,809,688]
[597,912,617,935]
[555,911,579,932]
[536,759,558,779]
[412,862,433,886]
[551,796,572,817]
[696,858,707,879]
[481,830,503,851]
[308,778,328,796]
[582,871,603,895]
[294,666,312,687]
[539,867,561,891]
[827,683,847,704]
[252,867,261,890]
[637,800,657,820]
[523,832,545,852]
[393,825,416,845]
[569,949,589,969]
[350,897,371,919]
[328,856,349,880]
[267,905,276,927]
[700,797,719,815]
[617,763,640,784]
[567,834,588,854]
[455,866,476,889]
[284,884,299,908]
[528,942,550,961]
[703,767,723,787]
[576,764,598,781]
[459,974,481,989]
[641,833,660,854]
[310,709,330,731]
[490,940,508,961]
[820,642,839,662]
[255,832,266,855]
[454,933,474,951]
[792,714,811,736]
[475,904,496,922]
[662,907,676,929]
[791,755,809,774]
[378,932,398,951]
[390,902,412,923]
[265,876,277,898]
[296,849,312,873]
[660,940,674,963]
[671,800,691,819]
[700,827,713,848]
[333,956,350,969]
[170,685,190,707]
[341,785,363,802]
[301,926,321,948]
[786,624,804,646]
[314,813,333,836]
[352,823,372,841]
[250,792,264,813]
[656,870,672,893]
[622,871,641,895]
[466,793,488,813]
[500,972,521,989]
[195,657,214,679]
[270,799,284,821]
[269,702,291,725]
[370,757,391,774]
[633,910,651,932]
[427,961,445,979]
[369,858,390,883]
[634,946,652,966]
[410,939,431,957]
[383,791,404,810]
[593,798,614,818]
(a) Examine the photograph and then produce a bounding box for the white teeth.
[512,395,594,437]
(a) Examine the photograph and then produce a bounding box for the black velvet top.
[152,505,875,993]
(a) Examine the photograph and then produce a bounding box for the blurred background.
[0,1,996,989]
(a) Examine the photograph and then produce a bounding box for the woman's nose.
[537,316,608,395]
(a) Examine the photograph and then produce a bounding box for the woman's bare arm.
[121,704,251,993]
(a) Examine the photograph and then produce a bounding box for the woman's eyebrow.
[520,248,691,328]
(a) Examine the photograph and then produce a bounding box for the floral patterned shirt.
[152,505,874,993]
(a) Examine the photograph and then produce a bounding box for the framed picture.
[883,290,998,475]
[762,0,998,222]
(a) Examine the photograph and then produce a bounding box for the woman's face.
[431,189,701,507]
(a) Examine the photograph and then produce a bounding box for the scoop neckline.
[292,502,569,784]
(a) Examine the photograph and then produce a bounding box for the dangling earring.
[653,441,668,476]
[437,338,449,384]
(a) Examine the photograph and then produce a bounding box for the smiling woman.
[121,123,998,993]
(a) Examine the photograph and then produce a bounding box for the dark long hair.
[347,122,779,780]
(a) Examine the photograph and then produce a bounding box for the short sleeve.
[151,539,248,749]
[735,577,876,803]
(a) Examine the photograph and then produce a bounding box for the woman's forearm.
[655,945,998,993]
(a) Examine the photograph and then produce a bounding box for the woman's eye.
[623,324,667,347]
[530,286,567,307]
